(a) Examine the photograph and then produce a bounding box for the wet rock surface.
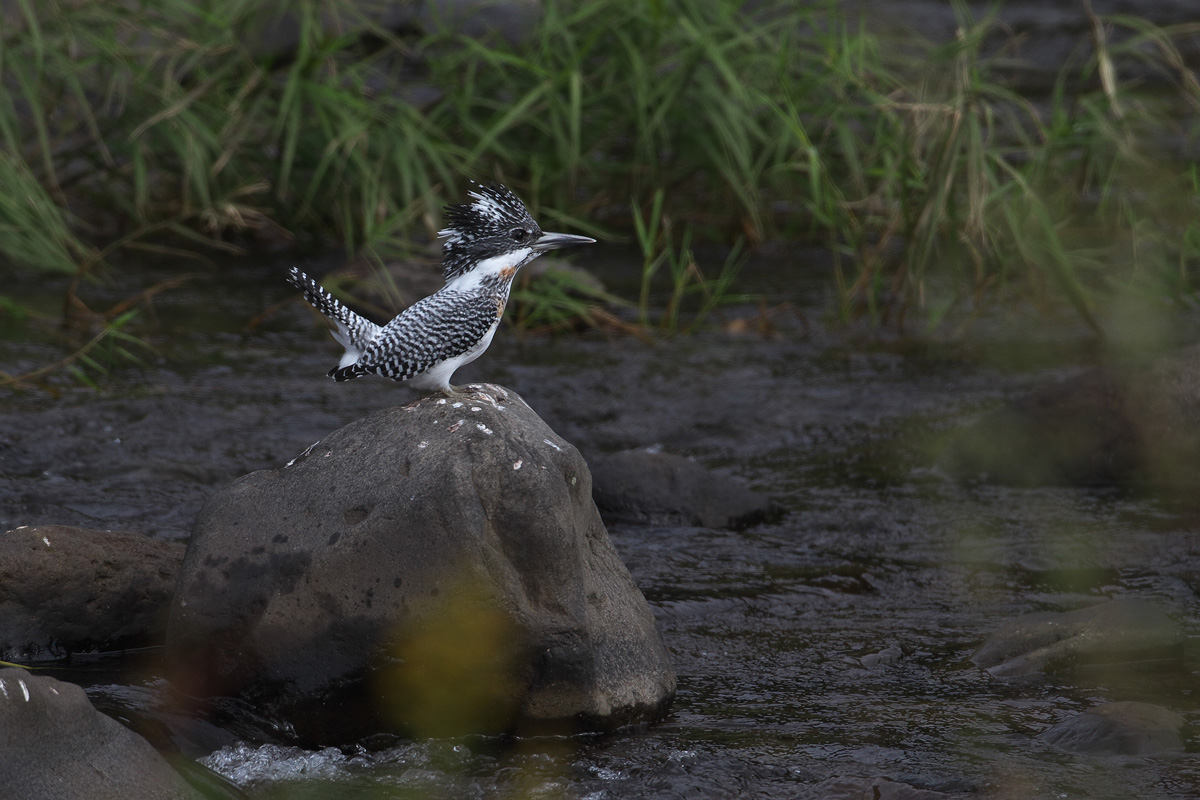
[0,668,208,800]
[166,387,675,743]
[589,449,782,529]
[971,599,1183,678]
[1039,701,1187,756]
[0,525,183,661]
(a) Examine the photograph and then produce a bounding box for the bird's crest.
[439,182,540,281]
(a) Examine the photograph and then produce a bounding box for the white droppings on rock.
[42,536,51,547]
[48,686,58,695]
[436,398,447,405]
[451,402,464,409]
[286,440,321,469]
[476,423,493,435]
[543,438,563,452]
[324,451,333,458]
[513,460,523,470]
[470,406,482,412]
[570,476,577,486]
[0,679,7,699]
[18,680,28,702]
[418,441,429,449]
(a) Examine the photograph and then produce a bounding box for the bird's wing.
[355,290,502,381]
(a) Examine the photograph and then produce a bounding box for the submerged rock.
[0,525,184,661]
[589,450,783,529]
[1039,701,1186,756]
[939,344,1200,490]
[0,668,210,800]
[166,386,675,744]
[972,599,1182,679]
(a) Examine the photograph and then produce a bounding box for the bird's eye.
[511,228,529,243]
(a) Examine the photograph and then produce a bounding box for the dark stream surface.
[2,247,1199,799]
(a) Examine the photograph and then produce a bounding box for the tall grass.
[632,189,747,332]
[422,0,809,234]
[2,0,1199,336]
[777,3,1200,326]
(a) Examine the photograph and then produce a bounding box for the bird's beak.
[533,231,596,252]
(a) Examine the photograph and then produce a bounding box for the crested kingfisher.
[288,182,595,395]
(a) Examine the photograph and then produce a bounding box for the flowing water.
[2,248,1199,799]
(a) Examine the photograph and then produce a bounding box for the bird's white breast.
[446,248,532,291]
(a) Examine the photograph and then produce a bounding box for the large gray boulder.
[166,387,675,744]
[0,668,206,799]
[0,525,184,661]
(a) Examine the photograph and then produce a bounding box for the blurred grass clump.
[1,0,1199,335]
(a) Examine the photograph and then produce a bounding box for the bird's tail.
[330,364,368,382]
[287,267,382,373]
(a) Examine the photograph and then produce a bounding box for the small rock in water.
[1039,701,1186,755]
[972,599,1182,678]
[860,644,904,667]
[0,525,184,661]
[589,449,783,529]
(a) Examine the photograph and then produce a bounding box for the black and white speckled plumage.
[289,182,594,393]
[331,277,508,384]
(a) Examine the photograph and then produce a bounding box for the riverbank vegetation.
[2,0,1198,353]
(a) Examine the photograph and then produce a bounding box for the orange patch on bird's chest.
[499,266,518,279]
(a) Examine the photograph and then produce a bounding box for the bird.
[288,182,595,395]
